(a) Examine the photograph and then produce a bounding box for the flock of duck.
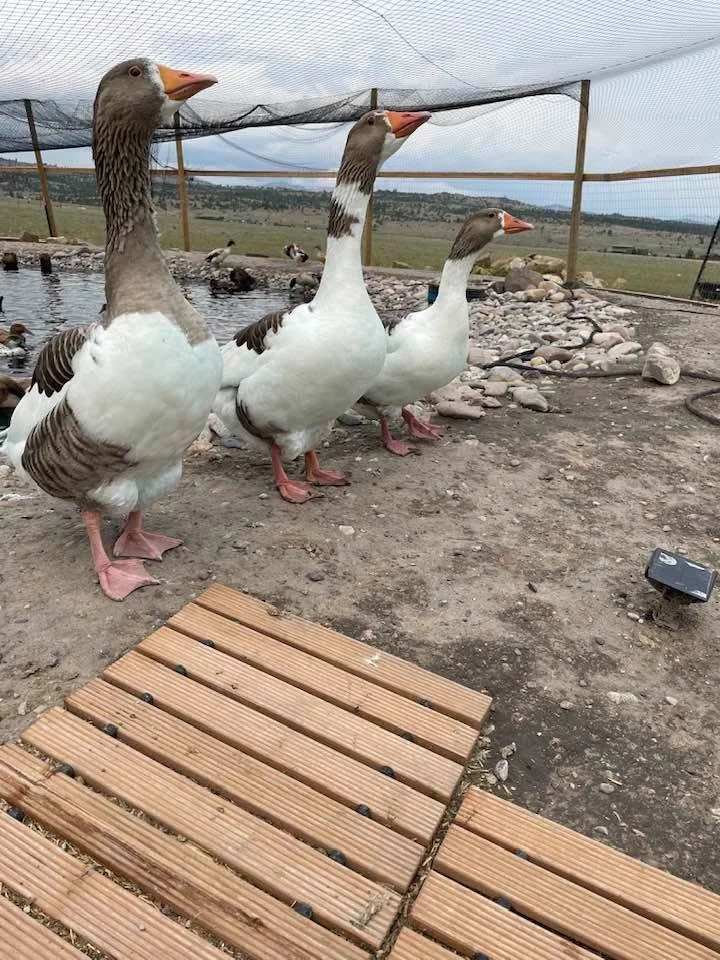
[0,58,532,602]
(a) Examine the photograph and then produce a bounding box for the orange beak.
[157,64,217,101]
[386,110,431,139]
[503,212,534,234]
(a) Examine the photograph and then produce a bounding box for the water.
[0,271,289,376]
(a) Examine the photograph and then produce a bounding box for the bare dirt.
[1,289,719,893]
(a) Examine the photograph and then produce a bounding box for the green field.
[0,195,707,299]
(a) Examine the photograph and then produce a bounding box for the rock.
[432,382,473,403]
[481,396,502,408]
[512,387,550,412]
[307,571,326,582]
[20,231,40,243]
[487,365,524,383]
[529,254,565,274]
[559,700,574,710]
[338,525,355,536]
[599,783,616,795]
[642,342,681,385]
[572,288,599,303]
[533,345,573,364]
[607,340,643,360]
[525,287,548,302]
[494,759,509,782]
[607,691,639,705]
[548,291,568,303]
[504,266,543,293]
[604,325,632,340]
[436,400,485,420]
[468,346,498,366]
[665,695,679,707]
[592,331,624,349]
[528,356,547,367]
[482,381,509,397]
[337,409,365,426]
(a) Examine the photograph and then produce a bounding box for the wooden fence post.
[566,80,591,285]
[174,113,191,252]
[361,88,379,267]
[24,99,58,238]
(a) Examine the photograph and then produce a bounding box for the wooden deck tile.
[137,627,463,801]
[0,896,84,960]
[195,584,491,727]
[169,602,479,761]
[0,746,368,960]
[105,651,445,842]
[456,786,720,951]
[67,677,423,890]
[388,928,464,960]
[21,709,399,949]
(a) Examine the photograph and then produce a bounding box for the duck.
[1,58,220,601]
[283,242,308,263]
[314,246,326,264]
[0,323,31,357]
[289,271,321,301]
[209,265,256,296]
[212,108,430,502]
[0,374,29,429]
[359,208,533,455]
[205,239,235,266]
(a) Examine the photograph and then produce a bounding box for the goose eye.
[367,116,375,125]
[128,65,142,78]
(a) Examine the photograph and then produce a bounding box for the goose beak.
[386,110,431,139]
[157,65,217,101]
[502,212,534,234]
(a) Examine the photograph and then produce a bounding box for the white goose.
[213,108,430,502]
[1,59,220,600]
[360,208,533,454]
[205,239,235,266]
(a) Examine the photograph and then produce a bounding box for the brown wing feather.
[31,327,89,397]
[233,310,286,355]
[21,396,131,502]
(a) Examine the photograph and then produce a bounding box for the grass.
[0,197,704,298]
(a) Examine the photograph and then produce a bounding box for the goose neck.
[315,179,371,304]
[435,255,476,306]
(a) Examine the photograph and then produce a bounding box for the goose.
[283,242,309,263]
[212,108,430,502]
[360,208,533,455]
[205,239,235,266]
[1,59,220,600]
[0,323,31,357]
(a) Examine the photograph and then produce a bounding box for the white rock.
[512,386,550,412]
[592,331,624,349]
[435,400,485,420]
[607,340,643,359]
[481,396,502,408]
[482,381,509,397]
[642,342,681,385]
[468,346,498,366]
[487,366,524,383]
[665,695,679,707]
[607,691,639,704]
[338,525,355,536]
[495,759,509,782]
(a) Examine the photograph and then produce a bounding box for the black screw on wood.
[39,253,53,275]
[379,765,395,778]
[55,763,76,778]
[495,896,513,911]
[401,731,415,742]
[418,697,433,708]
[199,638,215,648]
[103,723,119,738]
[514,849,529,860]
[174,664,188,676]
[7,807,25,822]
[140,692,155,704]
[471,953,490,960]
[2,252,18,271]
[355,804,372,818]
[327,849,347,865]
[293,903,313,919]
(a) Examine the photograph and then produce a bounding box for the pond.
[0,270,289,376]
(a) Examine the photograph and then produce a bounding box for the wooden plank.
[411,872,599,960]
[21,709,399,949]
[174,113,191,252]
[170,602,478,762]
[566,78,590,284]
[0,795,228,960]
[389,928,464,960]
[105,651,444,842]
[137,629,462,801]
[24,99,58,238]
[0,897,84,960]
[0,746,368,960]
[195,585,491,727]
[435,825,717,960]
[68,678,422,891]
[457,787,720,951]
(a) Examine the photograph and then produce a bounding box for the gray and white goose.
[1,59,220,600]
[213,109,430,502]
[360,208,533,454]
[205,239,235,266]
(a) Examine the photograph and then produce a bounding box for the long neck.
[314,179,371,308]
[435,254,476,308]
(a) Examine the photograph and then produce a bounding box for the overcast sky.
[2,0,720,220]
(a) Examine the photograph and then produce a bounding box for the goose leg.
[304,450,349,486]
[380,414,415,457]
[271,443,315,503]
[114,511,183,561]
[83,511,159,601]
[402,406,444,441]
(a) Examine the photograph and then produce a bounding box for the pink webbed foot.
[113,512,183,560]
[277,478,316,503]
[98,558,160,601]
[304,450,349,486]
[402,406,444,441]
[380,414,417,457]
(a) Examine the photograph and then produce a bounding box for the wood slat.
[0,795,229,960]
[105,651,444,842]
[170,602,478,762]
[388,929,463,960]
[411,872,599,960]
[136,629,462,801]
[0,896,84,960]
[196,585,491,727]
[457,787,720,951]
[67,678,422,891]
[0,746,368,960]
[21,709,399,949]
[435,824,717,960]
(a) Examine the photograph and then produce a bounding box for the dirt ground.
[1,290,719,893]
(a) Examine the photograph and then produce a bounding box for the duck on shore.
[205,239,235,267]
[283,242,308,263]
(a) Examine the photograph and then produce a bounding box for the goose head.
[338,109,430,189]
[448,208,533,261]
